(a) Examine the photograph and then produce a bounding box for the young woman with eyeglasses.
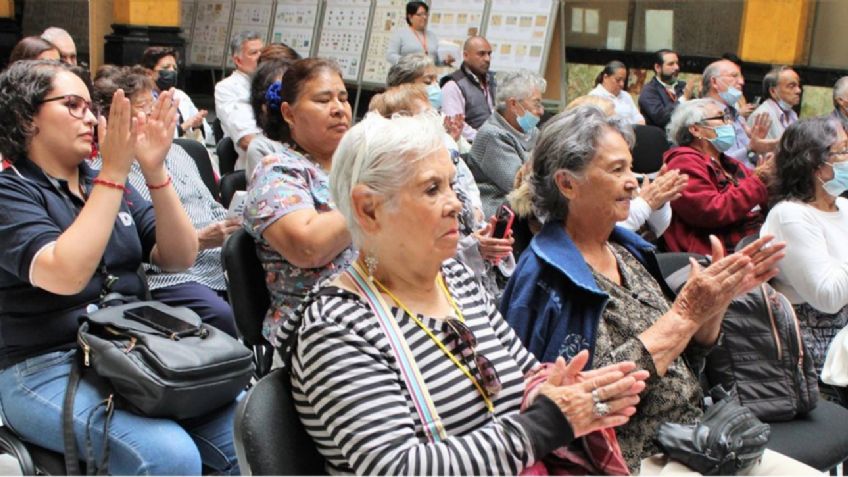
[0,60,238,475]
[285,111,649,475]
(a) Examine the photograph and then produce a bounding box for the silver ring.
[592,389,602,403]
[593,401,611,417]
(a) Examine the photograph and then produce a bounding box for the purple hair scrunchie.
[265,81,282,110]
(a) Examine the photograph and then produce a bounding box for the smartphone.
[752,96,762,107]
[124,306,198,335]
[492,204,515,239]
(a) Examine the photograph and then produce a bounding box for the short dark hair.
[140,46,179,70]
[0,60,88,163]
[9,36,58,64]
[653,49,675,68]
[250,58,292,142]
[594,60,626,86]
[277,58,345,143]
[405,1,428,25]
[93,65,155,118]
[772,116,839,205]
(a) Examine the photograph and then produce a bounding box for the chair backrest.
[216,137,239,176]
[734,233,759,253]
[220,170,247,209]
[655,252,708,281]
[212,117,224,145]
[233,369,326,475]
[173,138,220,201]
[222,228,269,347]
[631,124,669,175]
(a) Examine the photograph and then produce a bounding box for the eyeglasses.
[444,317,502,397]
[40,94,97,120]
[828,149,848,158]
[700,112,732,124]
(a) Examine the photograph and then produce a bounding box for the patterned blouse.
[590,242,707,473]
[243,148,355,347]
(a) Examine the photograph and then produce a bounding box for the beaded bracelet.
[147,176,172,190]
[92,177,126,192]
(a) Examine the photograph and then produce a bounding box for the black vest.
[444,65,496,130]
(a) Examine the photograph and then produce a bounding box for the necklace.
[366,265,495,414]
[410,27,429,55]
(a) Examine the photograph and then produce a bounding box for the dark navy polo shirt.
[0,158,157,368]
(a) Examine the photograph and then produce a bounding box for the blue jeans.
[0,350,240,475]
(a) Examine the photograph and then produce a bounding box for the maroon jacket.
[663,146,768,255]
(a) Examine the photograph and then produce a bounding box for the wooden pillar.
[0,0,19,68]
[104,0,184,70]
[739,0,812,64]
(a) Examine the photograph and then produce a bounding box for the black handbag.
[655,386,771,475]
[62,298,254,474]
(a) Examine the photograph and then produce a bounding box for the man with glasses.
[41,27,77,66]
[750,66,802,140]
[701,59,776,169]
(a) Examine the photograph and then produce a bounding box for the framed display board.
[485,0,558,74]
[271,0,322,58]
[428,0,486,52]
[226,1,275,68]
[189,0,234,68]
[361,0,407,85]
[181,0,198,44]
[317,0,373,82]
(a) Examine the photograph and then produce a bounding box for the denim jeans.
[0,350,240,475]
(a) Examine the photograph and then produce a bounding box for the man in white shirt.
[214,31,264,170]
[749,66,801,140]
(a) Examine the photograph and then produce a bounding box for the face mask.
[821,161,848,196]
[516,102,540,133]
[706,124,736,152]
[156,69,178,91]
[777,99,793,111]
[426,83,442,110]
[719,86,743,106]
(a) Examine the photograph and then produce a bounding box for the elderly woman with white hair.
[663,98,772,255]
[467,69,546,218]
[501,105,819,474]
[289,111,651,474]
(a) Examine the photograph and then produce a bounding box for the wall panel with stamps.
[427,0,486,63]
[181,0,198,49]
[317,0,373,82]
[189,0,234,68]
[271,0,323,59]
[361,0,407,85]
[484,0,558,75]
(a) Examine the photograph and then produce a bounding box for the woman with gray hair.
[501,105,807,473]
[289,111,650,474]
[467,69,546,218]
[663,98,772,255]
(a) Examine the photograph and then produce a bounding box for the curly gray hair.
[530,105,634,223]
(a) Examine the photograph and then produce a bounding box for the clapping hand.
[98,89,137,181]
[135,88,179,180]
[639,166,689,210]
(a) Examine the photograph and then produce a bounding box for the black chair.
[631,124,669,175]
[212,117,224,145]
[233,369,325,475]
[174,137,219,201]
[655,252,708,282]
[222,228,273,379]
[216,137,239,176]
[0,424,86,475]
[220,170,247,209]
[766,400,848,472]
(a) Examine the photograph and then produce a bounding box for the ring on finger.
[592,389,602,403]
[593,401,611,417]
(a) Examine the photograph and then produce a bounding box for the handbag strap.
[63,352,83,476]
[346,263,448,443]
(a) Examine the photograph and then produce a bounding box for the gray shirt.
[385,27,440,65]
[246,133,287,184]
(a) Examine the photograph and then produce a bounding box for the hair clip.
[265,81,282,110]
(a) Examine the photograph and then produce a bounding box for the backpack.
[665,266,819,421]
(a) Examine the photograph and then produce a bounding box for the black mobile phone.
[492,204,516,239]
[123,306,198,335]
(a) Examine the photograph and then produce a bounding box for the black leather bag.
[655,386,771,475]
[76,300,254,419]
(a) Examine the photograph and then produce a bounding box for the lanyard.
[410,27,429,55]
[368,266,495,414]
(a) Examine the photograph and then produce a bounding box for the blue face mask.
[719,86,743,106]
[706,124,736,152]
[821,161,848,196]
[426,83,442,110]
[777,99,793,111]
[516,103,540,133]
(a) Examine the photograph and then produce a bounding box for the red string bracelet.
[92,177,126,192]
[147,176,172,190]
